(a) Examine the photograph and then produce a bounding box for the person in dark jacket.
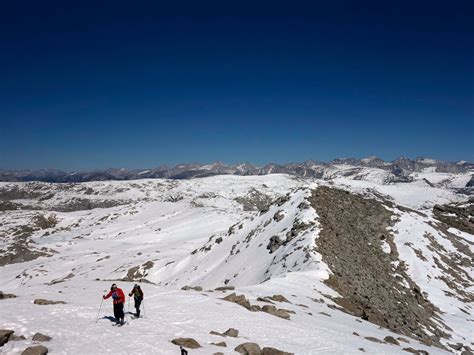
[103,283,126,325]
[128,284,144,318]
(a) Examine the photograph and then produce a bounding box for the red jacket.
[103,288,125,304]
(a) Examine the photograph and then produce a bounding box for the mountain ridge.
[1,157,472,183]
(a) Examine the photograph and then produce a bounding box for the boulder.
[384,336,400,346]
[235,342,262,354]
[223,328,239,337]
[32,333,52,342]
[211,341,227,347]
[0,329,14,346]
[250,305,262,312]
[21,346,48,355]
[171,338,201,349]
[33,299,66,305]
[261,305,290,320]
[268,295,290,303]
[223,293,251,310]
[262,347,294,355]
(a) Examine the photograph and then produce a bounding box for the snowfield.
[0,170,472,354]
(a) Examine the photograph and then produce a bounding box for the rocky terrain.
[0,166,472,354]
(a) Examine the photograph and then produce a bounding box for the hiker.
[128,284,144,318]
[103,283,126,325]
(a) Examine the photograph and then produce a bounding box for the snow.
[361,156,378,163]
[390,211,473,348]
[418,158,438,164]
[0,172,471,354]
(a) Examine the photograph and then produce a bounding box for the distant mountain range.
[1,157,472,183]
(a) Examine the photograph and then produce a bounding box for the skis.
[112,321,127,327]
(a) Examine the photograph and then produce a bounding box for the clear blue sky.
[1,0,473,170]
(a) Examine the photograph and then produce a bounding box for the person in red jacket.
[103,283,126,325]
[128,284,144,318]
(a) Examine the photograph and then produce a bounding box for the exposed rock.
[384,336,400,345]
[0,291,16,299]
[448,343,463,351]
[211,342,227,347]
[171,338,201,349]
[32,333,52,342]
[222,293,251,310]
[223,328,239,337]
[273,211,285,222]
[262,347,294,355]
[48,273,75,285]
[364,336,384,344]
[310,186,447,346]
[267,236,283,254]
[10,334,26,341]
[268,295,290,303]
[34,299,66,305]
[54,198,123,212]
[261,305,290,320]
[215,286,235,291]
[235,342,262,354]
[21,346,49,355]
[402,348,429,354]
[210,331,225,337]
[0,200,20,211]
[0,329,14,346]
[433,203,474,235]
[181,285,203,292]
[0,223,56,267]
[250,305,262,312]
[235,188,272,212]
[122,261,154,282]
[32,214,57,229]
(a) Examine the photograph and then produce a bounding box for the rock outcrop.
[310,186,448,346]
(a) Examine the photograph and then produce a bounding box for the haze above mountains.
[1,156,473,183]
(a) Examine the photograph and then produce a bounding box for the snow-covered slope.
[0,172,472,354]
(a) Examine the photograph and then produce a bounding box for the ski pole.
[96,298,104,323]
[142,299,146,318]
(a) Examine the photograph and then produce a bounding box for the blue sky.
[0,0,473,170]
